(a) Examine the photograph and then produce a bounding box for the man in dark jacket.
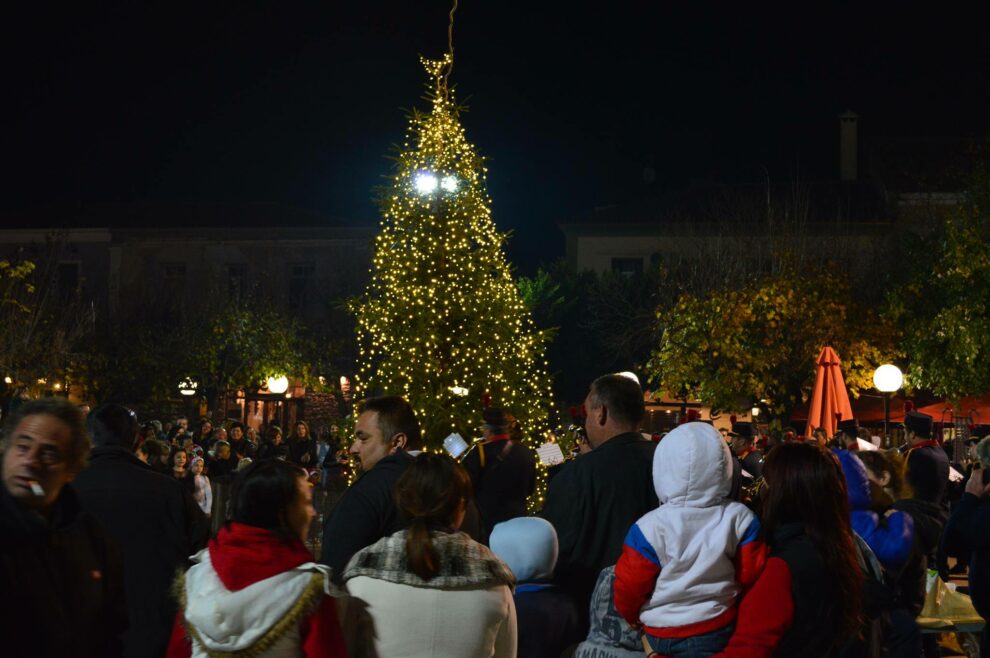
[73,403,206,658]
[0,397,127,657]
[320,395,417,580]
[904,410,950,505]
[942,464,990,655]
[542,373,657,639]
[729,420,764,485]
[462,407,536,541]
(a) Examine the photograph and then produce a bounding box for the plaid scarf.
[342,529,515,590]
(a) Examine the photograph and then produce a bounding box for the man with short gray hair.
[542,374,658,639]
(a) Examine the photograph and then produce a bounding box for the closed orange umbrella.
[804,346,854,439]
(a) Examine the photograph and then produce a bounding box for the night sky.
[3,2,987,268]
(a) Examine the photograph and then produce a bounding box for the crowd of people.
[2,372,989,657]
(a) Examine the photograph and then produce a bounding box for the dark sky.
[3,2,988,267]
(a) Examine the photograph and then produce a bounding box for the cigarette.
[28,479,44,496]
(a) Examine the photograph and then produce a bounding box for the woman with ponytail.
[712,442,864,658]
[342,452,517,657]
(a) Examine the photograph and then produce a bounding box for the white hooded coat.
[627,422,759,630]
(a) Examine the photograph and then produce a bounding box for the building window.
[288,263,315,310]
[611,257,643,278]
[56,262,81,299]
[226,263,246,302]
[161,262,187,312]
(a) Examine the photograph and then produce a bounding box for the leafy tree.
[647,264,900,425]
[887,156,990,399]
[0,238,94,403]
[351,55,554,446]
[92,299,313,413]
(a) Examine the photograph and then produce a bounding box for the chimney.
[839,111,858,181]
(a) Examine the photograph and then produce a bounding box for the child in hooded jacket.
[834,449,914,572]
[614,422,767,658]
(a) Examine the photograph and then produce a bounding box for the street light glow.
[178,378,198,396]
[267,375,290,394]
[616,371,640,384]
[873,364,903,393]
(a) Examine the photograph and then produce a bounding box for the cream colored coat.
[343,575,517,658]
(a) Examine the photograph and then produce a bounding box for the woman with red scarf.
[167,460,347,657]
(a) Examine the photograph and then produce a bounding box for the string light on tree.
[350,5,555,486]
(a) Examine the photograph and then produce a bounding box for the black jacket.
[320,450,414,580]
[906,442,950,505]
[257,440,289,461]
[892,496,946,614]
[942,492,990,620]
[462,439,537,540]
[73,446,206,658]
[541,432,658,608]
[515,585,582,658]
[0,483,127,657]
[287,437,318,468]
[771,523,847,658]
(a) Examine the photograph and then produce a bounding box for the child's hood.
[653,422,733,507]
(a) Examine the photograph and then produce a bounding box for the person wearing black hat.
[887,410,950,658]
[834,418,860,450]
[462,407,537,542]
[729,421,764,482]
[903,411,949,505]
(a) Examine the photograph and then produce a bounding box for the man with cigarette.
[0,397,127,657]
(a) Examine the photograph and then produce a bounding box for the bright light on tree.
[414,172,439,195]
[440,175,459,193]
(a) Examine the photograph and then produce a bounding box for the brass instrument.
[741,476,766,505]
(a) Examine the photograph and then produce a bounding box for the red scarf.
[208,522,313,591]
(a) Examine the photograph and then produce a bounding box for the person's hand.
[965,467,990,498]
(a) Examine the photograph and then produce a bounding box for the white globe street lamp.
[616,371,640,384]
[267,375,290,395]
[178,378,198,397]
[873,364,903,393]
[873,364,903,448]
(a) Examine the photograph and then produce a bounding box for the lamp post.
[873,364,903,448]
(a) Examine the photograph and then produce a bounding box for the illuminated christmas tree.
[352,53,554,449]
